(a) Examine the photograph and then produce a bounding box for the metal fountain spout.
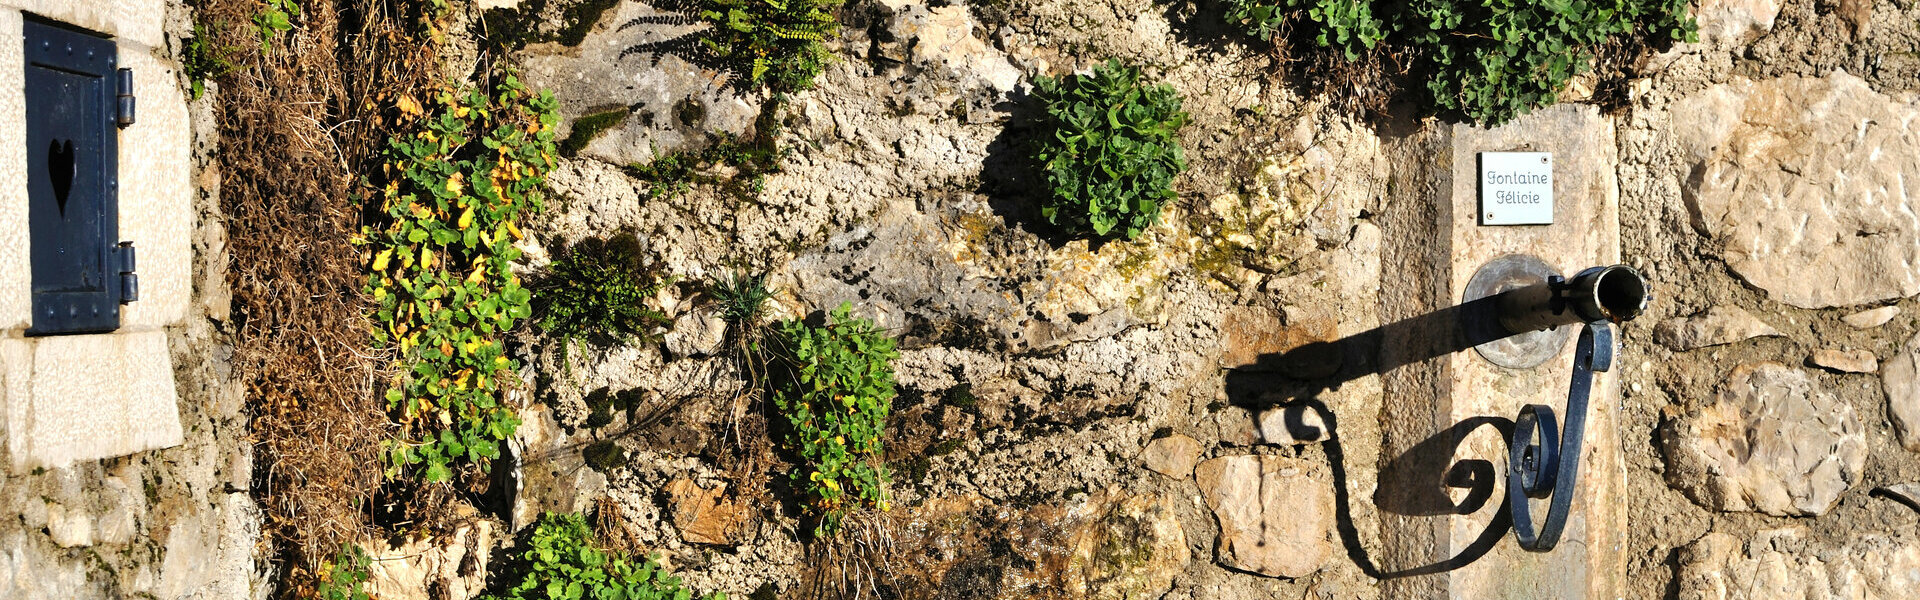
[1480,263,1650,552]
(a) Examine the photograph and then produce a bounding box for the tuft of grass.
[710,269,772,328]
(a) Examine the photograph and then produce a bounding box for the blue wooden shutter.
[24,18,131,335]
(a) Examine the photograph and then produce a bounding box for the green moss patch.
[559,109,629,157]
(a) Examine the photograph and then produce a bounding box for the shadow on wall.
[1224,296,1526,579]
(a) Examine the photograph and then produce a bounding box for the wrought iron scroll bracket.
[1508,319,1613,552]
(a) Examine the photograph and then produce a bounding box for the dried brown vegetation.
[196,0,447,580]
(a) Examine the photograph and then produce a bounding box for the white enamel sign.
[1479,152,1554,225]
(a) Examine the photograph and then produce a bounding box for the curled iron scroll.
[1507,320,1613,552]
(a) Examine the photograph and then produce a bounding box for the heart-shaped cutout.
[48,139,75,216]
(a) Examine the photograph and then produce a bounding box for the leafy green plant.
[308,545,372,600]
[1226,0,1696,124]
[360,75,558,482]
[182,23,237,100]
[625,127,784,201]
[770,303,898,536]
[1228,0,1383,60]
[1030,59,1190,240]
[255,0,301,54]
[621,0,837,93]
[488,512,725,600]
[534,233,675,354]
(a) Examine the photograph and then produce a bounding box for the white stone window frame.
[0,1,191,472]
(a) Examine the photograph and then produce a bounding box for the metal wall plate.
[1465,254,1573,369]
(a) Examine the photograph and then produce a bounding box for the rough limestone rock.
[665,478,751,546]
[1193,455,1334,578]
[873,0,1020,96]
[1066,493,1189,600]
[1672,72,1920,309]
[1655,306,1783,351]
[1843,306,1900,329]
[1881,332,1920,452]
[664,307,727,359]
[1810,348,1877,373]
[363,521,494,600]
[1139,434,1202,478]
[520,1,765,166]
[1692,0,1780,46]
[1676,529,1920,600]
[1258,404,1331,445]
[1663,362,1866,516]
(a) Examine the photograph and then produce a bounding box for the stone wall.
[0,0,262,597]
[495,0,1920,598]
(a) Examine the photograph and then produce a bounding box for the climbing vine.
[360,75,558,482]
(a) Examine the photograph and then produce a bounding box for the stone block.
[0,1,168,50]
[7,331,182,472]
[0,12,30,332]
[118,47,193,330]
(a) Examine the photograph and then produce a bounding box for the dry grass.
[198,0,446,581]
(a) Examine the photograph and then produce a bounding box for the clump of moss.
[582,440,625,472]
[558,109,629,157]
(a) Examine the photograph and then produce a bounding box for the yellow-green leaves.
[362,75,558,482]
[771,303,898,537]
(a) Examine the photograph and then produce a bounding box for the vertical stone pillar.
[1376,104,1623,599]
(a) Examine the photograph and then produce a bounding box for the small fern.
[620,0,838,93]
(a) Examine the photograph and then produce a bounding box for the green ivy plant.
[309,544,372,600]
[360,75,558,482]
[534,233,674,355]
[255,0,301,54]
[487,512,725,600]
[1030,60,1190,240]
[1228,0,1383,60]
[1225,0,1696,124]
[770,303,897,536]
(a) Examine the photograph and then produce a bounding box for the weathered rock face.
[1662,362,1865,516]
[1654,306,1782,351]
[520,1,766,166]
[1692,0,1780,46]
[1843,306,1900,329]
[1258,404,1330,446]
[1810,348,1877,373]
[879,490,1187,599]
[665,478,752,546]
[1139,434,1201,479]
[1676,529,1920,600]
[363,521,495,600]
[1193,455,1334,578]
[1880,331,1920,452]
[1671,71,1920,309]
[1065,493,1189,600]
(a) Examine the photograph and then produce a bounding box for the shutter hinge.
[115,242,138,303]
[115,68,135,128]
